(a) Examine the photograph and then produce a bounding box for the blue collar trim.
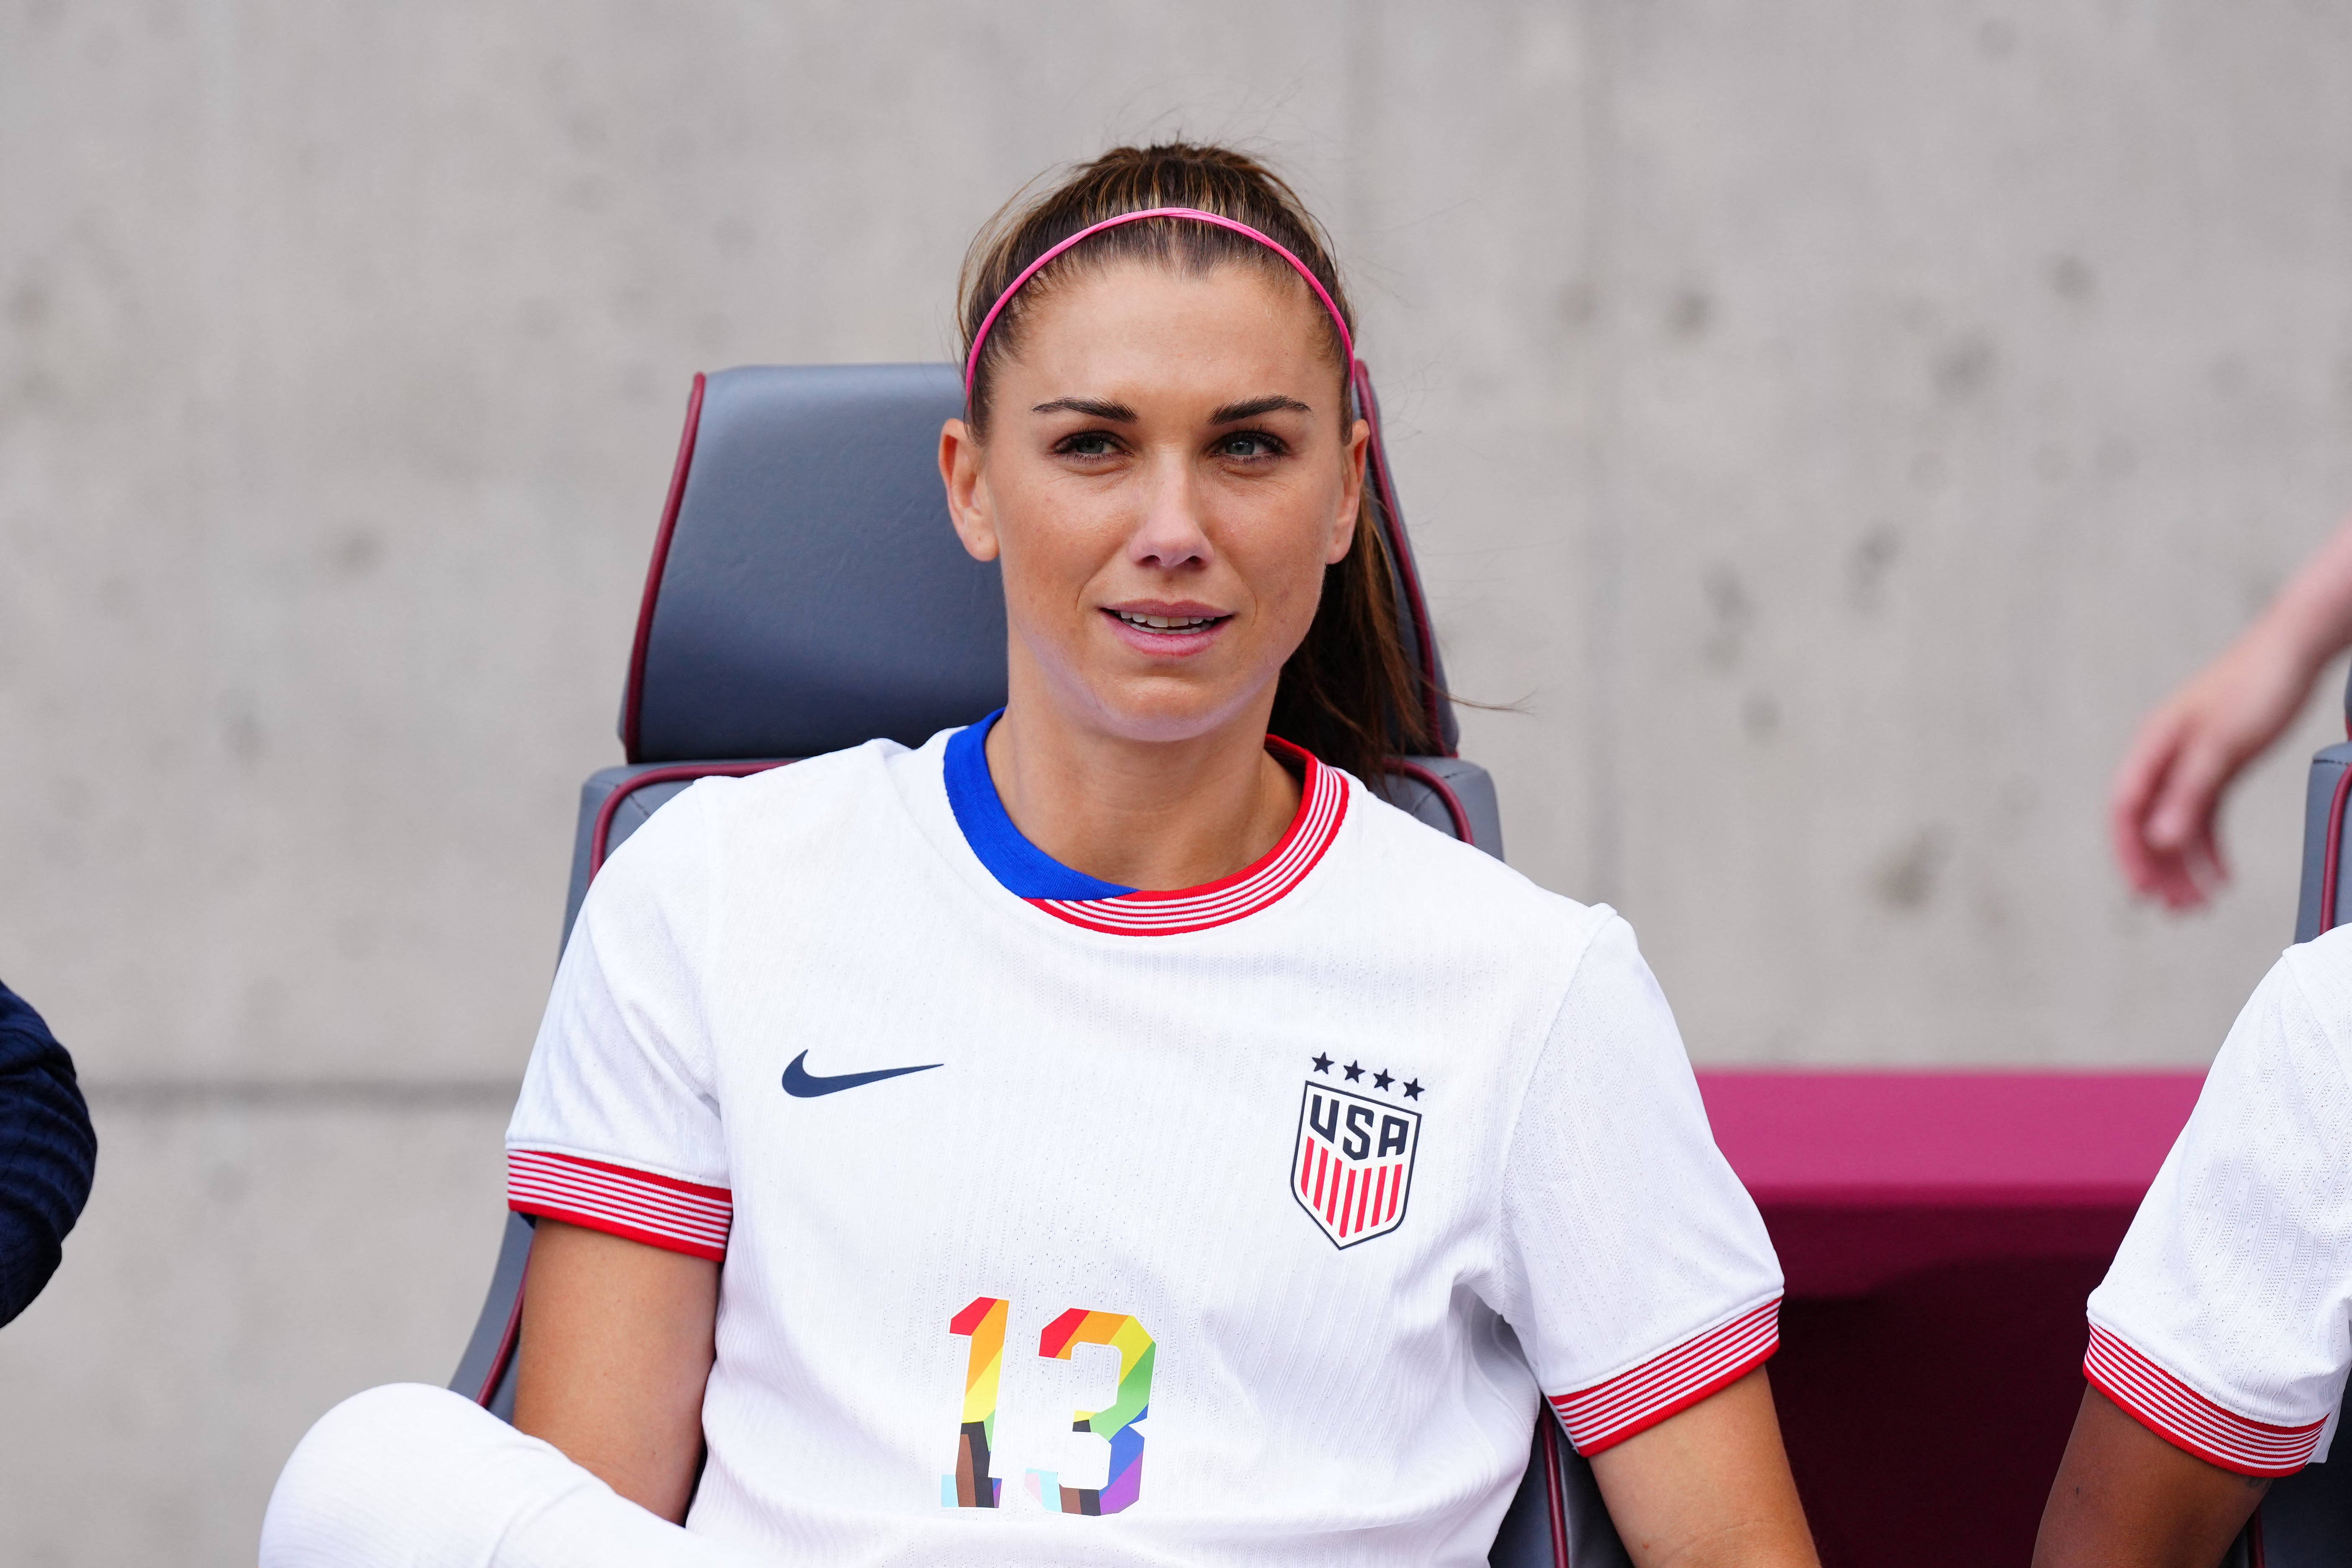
[944,712,1135,901]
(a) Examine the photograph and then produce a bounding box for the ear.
[939,418,1000,563]
[1328,417,1372,565]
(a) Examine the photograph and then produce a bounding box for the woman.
[264,144,1816,1568]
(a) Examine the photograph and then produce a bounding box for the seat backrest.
[451,361,1596,1563]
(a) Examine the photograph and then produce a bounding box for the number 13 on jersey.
[943,1295,1156,1516]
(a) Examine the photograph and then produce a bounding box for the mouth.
[1111,609,1228,633]
[1101,603,1233,655]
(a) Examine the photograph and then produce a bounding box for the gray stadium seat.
[448,362,1619,1565]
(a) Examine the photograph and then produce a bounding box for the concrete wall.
[3,3,2349,1561]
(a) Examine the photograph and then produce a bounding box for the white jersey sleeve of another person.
[504,780,734,1261]
[1497,913,1786,1455]
[2086,922,2352,1473]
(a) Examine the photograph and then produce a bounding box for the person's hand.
[2109,622,2321,910]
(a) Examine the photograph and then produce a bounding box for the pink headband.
[962,206,1355,395]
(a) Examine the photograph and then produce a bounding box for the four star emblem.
[1307,1057,1425,1098]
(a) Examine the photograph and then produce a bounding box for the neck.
[985,678,1301,893]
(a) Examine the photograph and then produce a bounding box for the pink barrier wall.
[1697,1073,2205,1568]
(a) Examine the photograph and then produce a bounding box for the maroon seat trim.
[588,761,791,877]
[472,1260,526,1407]
[621,373,709,763]
[2320,762,2352,934]
[1384,758,1475,847]
[1542,1417,1571,1566]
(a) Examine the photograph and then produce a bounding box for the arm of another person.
[1590,1368,1817,1568]
[2034,940,2352,1566]
[2033,1386,2267,1568]
[2112,512,2352,909]
[513,1218,720,1523]
[0,980,98,1327]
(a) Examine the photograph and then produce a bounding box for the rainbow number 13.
[942,1296,1155,1517]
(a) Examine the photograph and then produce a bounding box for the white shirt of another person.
[505,715,1785,1566]
[2089,921,2352,1474]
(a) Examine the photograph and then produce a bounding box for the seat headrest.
[620,362,1457,763]
[624,364,1001,762]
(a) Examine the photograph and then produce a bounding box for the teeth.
[1119,611,1217,630]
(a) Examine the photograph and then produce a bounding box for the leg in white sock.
[260,1383,766,1568]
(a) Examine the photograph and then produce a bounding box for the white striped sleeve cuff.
[1548,1295,1782,1455]
[507,1148,732,1261]
[2084,1323,2326,1477]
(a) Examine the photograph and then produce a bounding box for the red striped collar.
[941,720,1351,937]
[1030,738,1349,936]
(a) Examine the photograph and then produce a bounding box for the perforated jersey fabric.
[505,726,1783,1565]
[2087,922,2352,1475]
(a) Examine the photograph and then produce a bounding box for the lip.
[1100,600,1232,658]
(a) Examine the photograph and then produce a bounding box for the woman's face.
[942,260,1367,746]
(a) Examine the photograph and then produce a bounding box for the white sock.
[260,1383,768,1568]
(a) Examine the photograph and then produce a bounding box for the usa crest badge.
[1290,1070,1422,1249]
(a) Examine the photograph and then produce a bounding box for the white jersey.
[506,720,1782,1565]
[2088,923,2352,1475]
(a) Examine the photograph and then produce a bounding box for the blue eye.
[1060,432,1118,458]
[1220,432,1283,459]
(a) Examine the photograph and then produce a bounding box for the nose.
[1126,451,1213,574]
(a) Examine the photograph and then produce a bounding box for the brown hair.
[957,142,1437,786]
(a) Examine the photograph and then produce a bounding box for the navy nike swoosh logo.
[781,1050,943,1098]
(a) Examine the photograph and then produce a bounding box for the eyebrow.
[1030,397,1137,421]
[1208,395,1313,423]
[1025,394,1314,424]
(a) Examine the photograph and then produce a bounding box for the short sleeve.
[505,783,732,1261]
[2086,939,2352,1474]
[1497,914,1784,1455]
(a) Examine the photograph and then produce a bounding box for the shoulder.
[574,738,925,952]
[1333,772,1618,967]
[2189,932,2352,1148]
[676,737,910,821]
[0,979,95,1227]
[0,982,74,1081]
[2280,925,2352,1056]
[2191,931,2352,1126]
[603,739,913,872]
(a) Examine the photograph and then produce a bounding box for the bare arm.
[512,1218,721,1522]
[2112,512,2352,909]
[1588,1368,1818,1568]
[2033,1387,2267,1568]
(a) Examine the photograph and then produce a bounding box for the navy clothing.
[0,981,95,1326]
